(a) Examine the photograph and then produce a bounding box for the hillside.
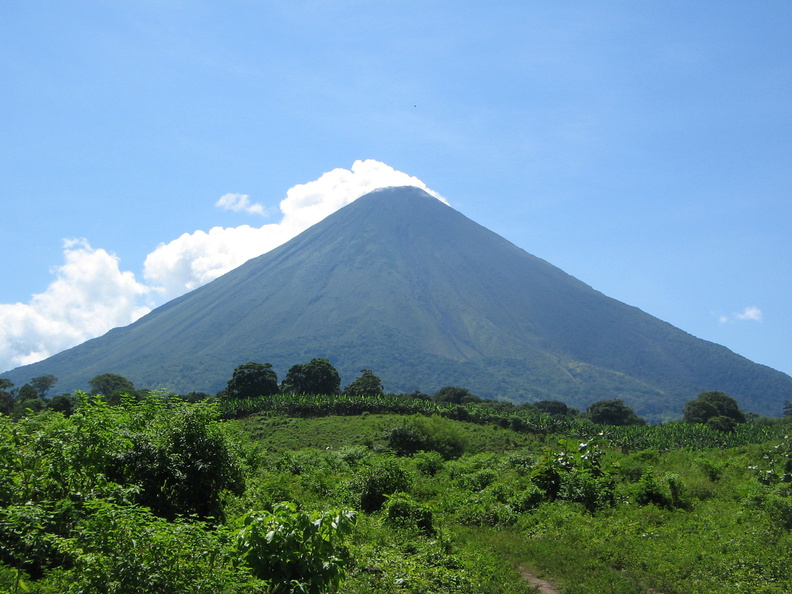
[3,186,791,420]
[2,395,792,592]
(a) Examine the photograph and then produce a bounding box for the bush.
[413,450,445,476]
[509,485,545,513]
[235,502,356,593]
[763,493,792,529]
[387,416,467,460]
[109,399,244,521]
[383,492,435,533]
[355,459,412,513]
[633,472,689,510]
[59,501,257,594]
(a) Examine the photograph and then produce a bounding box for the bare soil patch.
[518,565,560,594]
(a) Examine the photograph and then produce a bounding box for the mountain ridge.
[3,186,790,421]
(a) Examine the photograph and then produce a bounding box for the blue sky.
[2,2,791,380]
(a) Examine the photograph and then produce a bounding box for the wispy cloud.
[719,306,763,324]
[215,193,268,216]
[0,160,441,372]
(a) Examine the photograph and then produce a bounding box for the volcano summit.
[3,186,790,420]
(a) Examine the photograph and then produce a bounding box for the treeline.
[5,356,792,432]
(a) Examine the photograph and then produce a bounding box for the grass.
[233,411,541,454]
[227,412,792,593]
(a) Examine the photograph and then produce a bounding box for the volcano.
[3,186,790,420]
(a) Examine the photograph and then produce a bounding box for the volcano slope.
[4,186,791,421]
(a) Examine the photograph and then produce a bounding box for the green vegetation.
[343,369,384,397]
[281,358,342,396]
[222,361,280,401]
[1,380,792,592]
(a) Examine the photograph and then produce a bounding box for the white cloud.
[0,160,440,373]
[144,159,443,299]
[719,306,763,324]
[0,240,151,372]
[216,193,268,216]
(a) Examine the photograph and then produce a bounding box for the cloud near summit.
[143,160,443,300]
[0,160,441,373]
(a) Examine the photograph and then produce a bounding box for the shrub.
[387,416,467,460]
[62,502,258,593]
[110,400,244,521]
[633,472,689,510]
[508,485,545,513]
[455,492,517,527]
[355,459,412,513]
[235,502,356,593]
[459,469,498,492]
[413,450,445,476]
[383,492,435,533]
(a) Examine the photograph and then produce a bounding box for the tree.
[706,415,737,433]
[223,362,279,400]
[0,379,14,415]
[683,391,745,424]
[30,374,58,398]
[585,399,645,426]
[281,358,340,395]
[682,398,719,424]
[783,400,792,417]
[343,369,384,397]
[13,384,46,418]
[47,394,76,416]
[433,386,481,404]
[88,373,135,404]
[534,400,577,418]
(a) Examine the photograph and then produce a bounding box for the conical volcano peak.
[3,183,791,421]
[354,185,450,210]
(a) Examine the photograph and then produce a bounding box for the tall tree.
[281,358,340,395]
[534,400,577,418]
[223,362,279,400]
[586,399,645,426]
[683,391,745,424]
[88,373,136,405]
[12,384,46,418]
[343,369,384,397]
[0,379,14,415]
[433,386,481,404]
[30,374,58,398]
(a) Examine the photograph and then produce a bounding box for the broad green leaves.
[235,503,356,594]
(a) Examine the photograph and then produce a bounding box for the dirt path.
[518,565,560,594]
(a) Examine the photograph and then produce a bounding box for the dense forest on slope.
[2,388,792,593]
